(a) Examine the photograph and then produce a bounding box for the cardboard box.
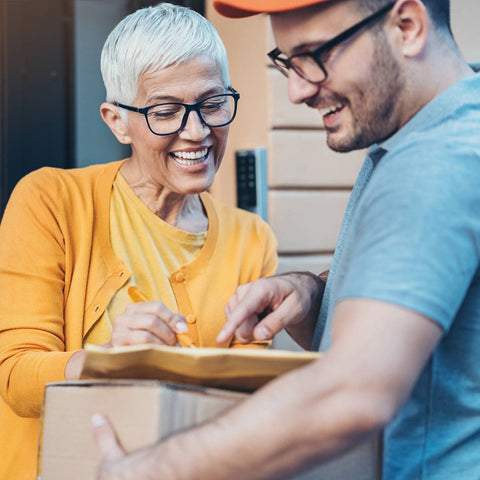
[38,380,381,480]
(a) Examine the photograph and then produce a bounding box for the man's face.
[271,0,406,152]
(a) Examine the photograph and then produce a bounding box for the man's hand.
[218,272,325,349]
[92,414,128,480]
[90,297,443,480]
[92,414,190,480]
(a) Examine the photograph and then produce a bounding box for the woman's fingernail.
[176,321,188,333]
[256,326,271,340]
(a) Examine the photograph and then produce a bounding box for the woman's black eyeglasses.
[113,86,240,136]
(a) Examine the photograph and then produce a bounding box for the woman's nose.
[288,69,320,105]
[179,110,210,140]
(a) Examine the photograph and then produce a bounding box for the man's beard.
[327,33,405,153]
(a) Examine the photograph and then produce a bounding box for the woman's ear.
[391,0,428,58]
[100,103,132,144]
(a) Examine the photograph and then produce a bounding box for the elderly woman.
[0,4,277,478]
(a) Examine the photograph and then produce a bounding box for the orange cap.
[213,0,330,19]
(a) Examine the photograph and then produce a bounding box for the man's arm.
[94,298,442,480]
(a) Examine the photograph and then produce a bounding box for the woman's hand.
[110,302,189,347]
[65,350,87,380]
[218,272,324,350]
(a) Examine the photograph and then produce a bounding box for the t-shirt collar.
[367,70,480,167]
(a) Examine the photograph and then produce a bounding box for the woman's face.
[124,57,230,195]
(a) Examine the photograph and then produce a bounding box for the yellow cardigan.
[0,160,277,479]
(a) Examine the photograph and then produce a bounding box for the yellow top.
[85,173,207,345]
[0,161,277,479]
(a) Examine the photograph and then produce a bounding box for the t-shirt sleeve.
[337,140,480,331]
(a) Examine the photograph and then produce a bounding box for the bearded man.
[94,1,480,478]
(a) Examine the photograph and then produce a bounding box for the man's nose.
[288,69,320,105]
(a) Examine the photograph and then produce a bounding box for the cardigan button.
[94,305,100,313]
[174,272,185,283]
[186,314,196,324]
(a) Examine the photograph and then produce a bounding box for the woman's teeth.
[171,148,208,165]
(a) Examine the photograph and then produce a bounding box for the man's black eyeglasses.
[268,1,396,84]
[113,86,240,136]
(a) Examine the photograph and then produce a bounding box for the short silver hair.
[101,3,230,105]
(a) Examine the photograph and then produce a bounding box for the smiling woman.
[0,3,277,479]
[102,58,233,203]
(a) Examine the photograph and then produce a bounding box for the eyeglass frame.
[267,0,397,84]
[113,86,240,136]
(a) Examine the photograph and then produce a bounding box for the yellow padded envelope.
[81,344,321,392]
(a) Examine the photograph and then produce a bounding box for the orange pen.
[127,286,195,348]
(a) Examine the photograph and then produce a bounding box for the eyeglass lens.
[289,55,327,83]
[146,94,235,135]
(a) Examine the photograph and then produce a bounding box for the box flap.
[81,344,321,391]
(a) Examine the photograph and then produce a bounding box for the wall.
[207,0,480,350]
[74,0,130,167]
[0,0,72,215]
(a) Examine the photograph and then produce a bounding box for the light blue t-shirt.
[314,72,480,479]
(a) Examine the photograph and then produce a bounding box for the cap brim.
[213,0,328,19]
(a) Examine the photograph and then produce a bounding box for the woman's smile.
[170,146,210,168]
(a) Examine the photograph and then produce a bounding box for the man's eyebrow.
[290,39,328,55]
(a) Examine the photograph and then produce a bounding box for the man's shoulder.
[382,95,480,175]
[382,73,480,161]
